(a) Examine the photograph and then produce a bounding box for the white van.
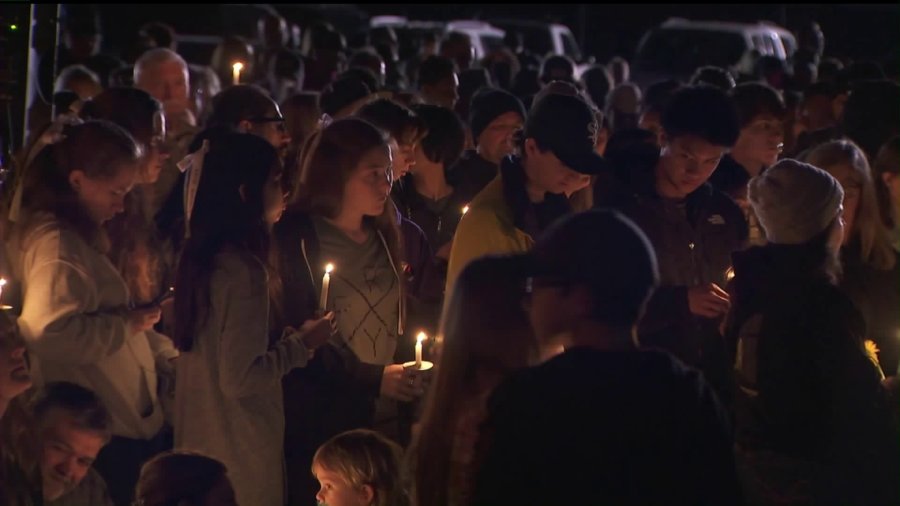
[632,18,798,88]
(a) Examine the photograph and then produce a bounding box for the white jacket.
[15,216,175,440]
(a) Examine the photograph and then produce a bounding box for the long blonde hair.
[804,139,896,270]
[410,255,538,506]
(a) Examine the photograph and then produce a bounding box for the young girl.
[312,429,408,506]
[273,118,421,505]
[172,130,333,506]
[803,139,900,374]
[9,120,168,506]
[410,255,539,506]
[80,87,172,306]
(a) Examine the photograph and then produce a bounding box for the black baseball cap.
[515,209,659,325]
[524,93,608,175]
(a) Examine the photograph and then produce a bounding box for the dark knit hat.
[748,159,844,245]
[469,87,526,145]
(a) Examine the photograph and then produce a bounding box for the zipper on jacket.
[376,231,405,337]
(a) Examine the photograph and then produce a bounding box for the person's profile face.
[312,462,371,506]
[39,412,106,501]
[70,162,138,224]
[343,145,393,218]
[734,113,784,168]
[0,331,31,403]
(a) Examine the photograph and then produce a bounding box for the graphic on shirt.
[333,263,397,361]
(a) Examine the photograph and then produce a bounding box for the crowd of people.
[1,5,899,506]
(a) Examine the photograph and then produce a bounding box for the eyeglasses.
[248,116,286,132]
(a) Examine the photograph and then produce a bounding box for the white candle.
[415,331,427,369]
[319,263,334,312]
[0,278,5,305]
[232,62,244,84]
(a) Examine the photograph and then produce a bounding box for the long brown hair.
[81,88,167,304]
[410,255,538,506]
[291,117,405,316]
[13,120,141,255]
[805,139,896,270]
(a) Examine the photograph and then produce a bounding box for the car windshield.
[635,28,747,74]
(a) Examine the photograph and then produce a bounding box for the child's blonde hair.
[312,429,408,506]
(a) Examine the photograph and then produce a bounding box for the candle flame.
[725,267,735,282]
[0,278,6,287]
[232,61,244,72]
[325,263,334,274]
[461,205,469,215]
[416,331,427,344]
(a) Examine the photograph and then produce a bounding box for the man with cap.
[449,87,527,201]
[725,159,900,506]
[470,209,741,506]
[445,93,606,294]
[596,84,747,401]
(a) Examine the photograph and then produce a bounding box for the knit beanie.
[469,87,526,145]
[748,159,844,245]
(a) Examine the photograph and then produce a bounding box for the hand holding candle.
[232,62,244,84]
[319,263,334,313]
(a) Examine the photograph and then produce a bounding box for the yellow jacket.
[445,175,535,297]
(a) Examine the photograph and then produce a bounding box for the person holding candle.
[595,85,747,406]
[724,159,899,505]
[272,117,422,506]
[8,120,169,506]
[171,130,333,506]
[470,209,741,506]
[410,255,539,506]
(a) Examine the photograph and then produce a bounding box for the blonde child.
[311,429,408,506]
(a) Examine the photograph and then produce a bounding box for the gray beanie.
[748,159,844,245]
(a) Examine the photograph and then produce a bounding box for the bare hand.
[127,307,162,334]
[380,364,421,402]
[688,283,731,319]
[296,312,335,350]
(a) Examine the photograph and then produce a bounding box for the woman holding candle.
[410,255,539,506]
[724,159,899,505]
[272,117,421,506]
[172,130,333,506]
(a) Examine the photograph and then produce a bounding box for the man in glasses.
[471,209,740,505]
[596,84,746,403]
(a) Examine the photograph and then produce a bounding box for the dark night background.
[75,3,900,66]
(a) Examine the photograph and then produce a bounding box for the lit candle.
[232,62,244,84]
[725,266,735,282]
[0,278,5,304]
[461,204,469,215]
[415,331,427,369]
[319,264,334,313]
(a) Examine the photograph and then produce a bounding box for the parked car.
[631,18,797,89]
[489,19,582,62]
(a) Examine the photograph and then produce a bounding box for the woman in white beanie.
[723,158,899,506]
